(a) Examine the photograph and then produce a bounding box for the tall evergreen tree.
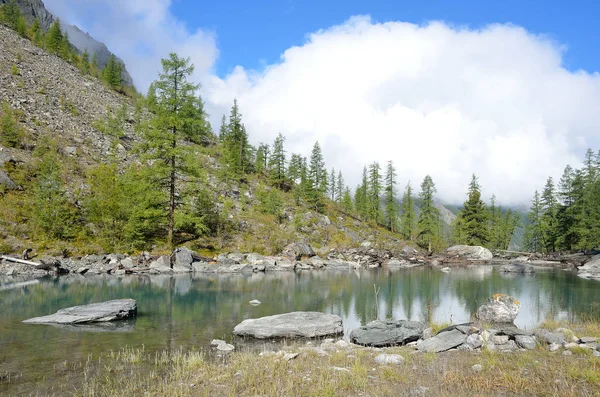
[342,186,354,213]
[400,182,416,240]
[556,165,581,250]
[30,17,42,45]
[80,49,91,75]
[336,171,344,205]
[455,174,489,246]
[254,143,269,174]
[355,166,369,220]
[287,153,303,183]
[416,175,441,251]
[222,99,251,177]
[2,0,27,37]
[487,195,501,249]
[140,53,204,249]
[540,177,558,252]
[383,160,399,232]
[307,141,327,211]
[269,133,286,188]
[328,168,336,201]
[45,20,64,54]
[524,190,544,252]
[367,162,383,224]
[102,54,121,89]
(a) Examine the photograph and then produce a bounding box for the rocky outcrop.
[476,294,520,324]
[577,256,600,279]
[349,320,426,347]
[446,245,493,261]
[23,298,137,324]
[233,312,343,339]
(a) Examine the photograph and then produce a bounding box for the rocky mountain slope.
[0,0,134,86]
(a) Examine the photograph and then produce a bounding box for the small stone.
[374,354,404,365]
[515,335,537,350]
[331,366,350,372]
[210,339,226,347]
[593,350,600,357]
[283,352,299,361]
[421,327,433,340]
[249,299,261,306]
[564,342,579,350]
[562,350,573,356]
[493,335,509,345]
[548,343,561,352]
[471,364,483,372]
[216,343,235,352]
[580,336,598,343]
[466,334,483,349]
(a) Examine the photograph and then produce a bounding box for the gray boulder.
[534,329,566,345]
[500,264,535,274]
[172,247,198,269]
[149,256,173,274]
[282,242,315,261]
[350,320,426,347]
[374,354,404,365]
[233,312,343,339]
[515,335,537,350]
[446,245,493,261]
[23,299,137,324]
[475,294,520,324]
[417,328,468,352]
[578,257,600,279]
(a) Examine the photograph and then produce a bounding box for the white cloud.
[41,4,600,205]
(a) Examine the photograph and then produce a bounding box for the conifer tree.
[269,133,286,188]
[328,168,336,201]
[367,162,383,224]
[355,166,368,220]
[103,54,121,89]
[540,177,558,252]
[287,153,303,183]
[400,182,416,240]
[336,171,344,205]
[455,174,489,246]
[416,175,441,251]
[30,18,43,45]
[254,143,269,174]
[2,0,27,37]
[383,160,399,232]
[140,53,204,249]
[342,186,353,213]
[80,49,90,74]
[222,99,251,177]
[46,20,64,54]
[307,141,327,211]
[556,165,580,250]
[524,190,544,252]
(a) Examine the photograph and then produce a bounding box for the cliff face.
[0,0,134,87]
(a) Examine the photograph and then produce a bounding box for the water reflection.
[1,267,600,394]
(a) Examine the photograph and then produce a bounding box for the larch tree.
[254,143,269,174]
[222,99,251,178]
[336,170,344,204]
[329,168,336,201]
[400,182,416,240]
[307,141,327,211]
[269,133,286,189]
[383,160,399,232]
[416,175,441,251]
[524,190,544,252]
[455,174,489,246]
[367,162,382,224]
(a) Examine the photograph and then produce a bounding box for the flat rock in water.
[233,311,343,339]
[350,320,426,347]
[23,299,137,324]
[417,328,467,353]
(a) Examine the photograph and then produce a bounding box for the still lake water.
[1,266,600,393]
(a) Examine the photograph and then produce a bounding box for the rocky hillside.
[0,0,134,86]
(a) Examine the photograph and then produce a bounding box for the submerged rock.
[233,311,343,339]
[446,245,493,261]
[23,299,137,324]
[500,264,535,274]
[350,320,426,347]
[475,294,520,324]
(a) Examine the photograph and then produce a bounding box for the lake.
[1,266,599,394]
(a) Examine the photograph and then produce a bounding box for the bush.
[0,101,22,148]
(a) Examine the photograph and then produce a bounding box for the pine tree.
[367,162,383,224]
[524,190,544,252]
[287,153,303,183]
[335,171,344,205]
[269,133,286,188]
[383,160,399,232]
[577,149,600,249]
[30,18,43,45]
[102,54,121,89]
[416,175,441,251]
[140,53,203,249]
[455,174,489,246]
[355,166,368,220]
[556,165,581,251]
[400,182,415,240]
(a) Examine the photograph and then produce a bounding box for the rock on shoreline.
[23,299,137,324]
[233,312,343,339]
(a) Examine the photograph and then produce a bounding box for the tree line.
[523,149,600,253]
[0,0,131,94]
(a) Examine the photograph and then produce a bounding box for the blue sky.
[45,0,600,204]
[170,0,600,77]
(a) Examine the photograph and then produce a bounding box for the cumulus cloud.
[42,3,600,205]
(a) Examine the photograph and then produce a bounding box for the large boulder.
[446,245,493,261]
[23,299,137,324]
[350,320,426,347]
[282,242,315,261]
[417,328,468,353]
[233,312,343,339]
[476,294,520,324]
[578,257,600,279]
[171,247,199,271]
[149,256,173,274]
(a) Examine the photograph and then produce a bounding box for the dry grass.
[538,318,600,338]
[42,344,600,397]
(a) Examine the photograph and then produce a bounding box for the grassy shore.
[48,339,600,397]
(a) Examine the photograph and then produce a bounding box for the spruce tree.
[307,141,327,211]
[416,175,441,251]
[46,20,64,54]
[383,160,399,232]
[329,168,336,201]
[269,133,286,188]
[355,166,369,220]
[540,177,558,252]
[342,186,353,213]
[222,99,251,177]
[455,174,489,246]
[81,49,91,75]
[254,143,269,174]
[103,54,121,89]
[287,153,303,183]
[140,53,204,249]
[556,165,581,250]
[400,182,416,240]
[524,191,544,252]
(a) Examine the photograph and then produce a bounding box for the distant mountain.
[0,0,133,87]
